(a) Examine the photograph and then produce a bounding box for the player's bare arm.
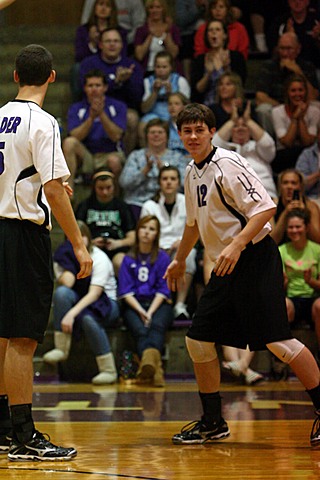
[44,178,93,279]
[0,0,15,10]
[214,207,276,277]
[164,223,199,291]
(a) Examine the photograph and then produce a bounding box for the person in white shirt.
[141,165,197,319]
[213,100,277,199]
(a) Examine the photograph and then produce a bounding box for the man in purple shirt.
[63,69,127,190]
[79,28,144,154]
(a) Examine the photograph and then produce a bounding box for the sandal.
[221,361,243,378]
[245,370,264,386]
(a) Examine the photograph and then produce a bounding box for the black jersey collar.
[194,147,217,170]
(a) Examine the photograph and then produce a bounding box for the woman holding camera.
[76,169,136,275]
[271,169,320,246]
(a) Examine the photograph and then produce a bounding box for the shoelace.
[180,420,202,434]
[32,430,52,446]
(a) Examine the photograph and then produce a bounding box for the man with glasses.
[79,28,144,154]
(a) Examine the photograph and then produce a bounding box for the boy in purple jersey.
[0,45,92,461]
[164,102,320,446]
[118,215,174,386]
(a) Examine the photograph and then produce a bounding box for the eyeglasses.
[102,39,122,44]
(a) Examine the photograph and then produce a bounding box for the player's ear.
[49,70,56,84]
[13,70,19,83]
[210,127,216,138]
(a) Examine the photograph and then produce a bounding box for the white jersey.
[0,100,70,229]
[185,147,276,262]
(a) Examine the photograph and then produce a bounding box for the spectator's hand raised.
[115,64,135,83]
[242,100,251,123]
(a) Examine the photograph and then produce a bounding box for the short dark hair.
[286,208,311,227]
[204,19,228,49]
[154,51,174,68]
[100,27,122,42]
[15,44,53,87]
[158,164,181,183]
[84,69,107,85]
[176,103,216,131]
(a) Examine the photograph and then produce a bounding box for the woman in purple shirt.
[118,215,174,386]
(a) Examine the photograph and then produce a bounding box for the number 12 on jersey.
[197,184,207,207]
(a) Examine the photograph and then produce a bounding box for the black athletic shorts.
[187,235,293,351]
[0,219,54,343]
[289,296,316,328]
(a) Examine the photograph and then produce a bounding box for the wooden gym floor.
[0,378,319,479]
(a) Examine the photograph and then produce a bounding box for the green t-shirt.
[279,240,320,298]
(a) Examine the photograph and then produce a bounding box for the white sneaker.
[173,303,189,319]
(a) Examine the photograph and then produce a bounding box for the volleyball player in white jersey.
[0,44,92,461]
[164,103,320,447]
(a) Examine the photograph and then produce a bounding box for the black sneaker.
[0,434,11,453]
[172,419,230,445]
[310,412,320,447]
[8,430,77,461]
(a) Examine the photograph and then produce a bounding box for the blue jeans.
[123,301,174,357]
[53,286,119,356]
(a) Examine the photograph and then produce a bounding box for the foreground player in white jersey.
[0,44,92,461]
[164,103,320,446]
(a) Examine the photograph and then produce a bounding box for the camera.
[292,189,300,201]
[101,232,110,239]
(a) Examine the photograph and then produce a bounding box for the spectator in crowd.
[139,51,191,146]
[255,32,319,136]
[174,0,209,82]
[43,221,119,385]
[296,127,320,203]
[141,166,197,319]
[194,0,250,59]
[79,28,144,154]
[76,170,136,275]
[118,215,174,387]
[81,0,146,54]
[271,73,320,174]
[213,100,278,199]
[119,118,189,221]
[279,210,320,341]
[71,0,127,102]
[271,169,320,245]
[211,71,245,129]
[231,0,289,53]
[167,92,190,155]
[75,0,125,63]
[191,19,246,108]
[134,0,181,76]
[63,69,126,191]
[267,0,320,73]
